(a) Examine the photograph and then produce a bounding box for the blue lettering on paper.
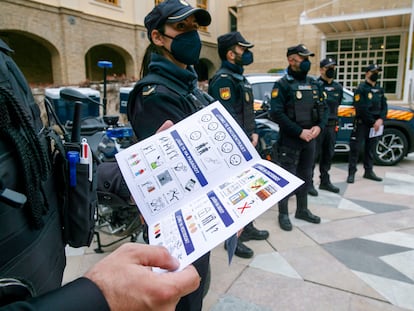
[175,210,195,255]
[207,191,234,227]
[253,163,289,187]
[211,108,253,161]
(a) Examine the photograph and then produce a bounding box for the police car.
[246,73,414,166]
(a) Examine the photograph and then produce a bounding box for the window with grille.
[95,0,119,6]
[326,35,402,96]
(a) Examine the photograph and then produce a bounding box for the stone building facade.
[1,0,413,104]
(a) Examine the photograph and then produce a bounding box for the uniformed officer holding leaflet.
[346,64,388,183]
[269,44,328,231]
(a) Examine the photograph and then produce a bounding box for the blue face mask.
[241,50,254,66]
[234,50,254,66]
[166,30,201,65]
[300,59,311,73]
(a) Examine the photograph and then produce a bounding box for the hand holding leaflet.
[369,125,384,138]
[115,101,304,271]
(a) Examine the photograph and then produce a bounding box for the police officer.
[269,44,328,231]
[127,1,213,310]
[347,64,388,183]
[0,36,200,309]
[310,58,342,194]
[208,31,269,258]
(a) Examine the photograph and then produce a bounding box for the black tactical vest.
[284,77,321,128]
[367,87,384,116]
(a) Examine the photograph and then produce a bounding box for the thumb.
[156,120,174,133]
[164,265,201,297]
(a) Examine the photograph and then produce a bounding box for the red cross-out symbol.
[237,201,251,214]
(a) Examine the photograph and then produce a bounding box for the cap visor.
[238,42,254,48]
[167,8,211,26]
[324,61,336,67]
[298,51,315,56]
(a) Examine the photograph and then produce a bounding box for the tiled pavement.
[64,153,414,311]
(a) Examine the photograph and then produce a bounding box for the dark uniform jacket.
[269,72,328,139]
[128,53,213,141]
[208,61,256,137]
[317,77,343,124]
[353,81,387,126]
[0,39,109,310]
[127,52,213,311]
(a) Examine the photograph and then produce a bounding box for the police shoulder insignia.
[323,91,327,99]
[219,87,231,100]
[354,94,360,102]
[271,88,278,98]
[142,85,156,96]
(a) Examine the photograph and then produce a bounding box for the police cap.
[217,31,254,60]
[320,57,336,68]
[286,44,315,57]
[365,64,382,72]
[144,0,211,40]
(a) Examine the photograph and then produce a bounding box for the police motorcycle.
[47,87,144,253]
[254,95,279,162]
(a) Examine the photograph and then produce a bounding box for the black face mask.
[370,73,379,82]
[299,59,311,73]
[233,50,254,66]
[163,30,201,65]
[326,68,336,79]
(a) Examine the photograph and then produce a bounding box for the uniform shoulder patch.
[271,88,278,98]
[354,93,360,102]
[142,85,156,96]
[219,87,231,100]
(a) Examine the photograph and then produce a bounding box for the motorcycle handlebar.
[60,87,103,107]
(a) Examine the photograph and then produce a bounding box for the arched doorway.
[85,45,130,81]
[0,31,58,86]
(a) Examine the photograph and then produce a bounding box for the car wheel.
[374,128,407,166]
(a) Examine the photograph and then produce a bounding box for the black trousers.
[314,125,336,183]
[348,122,378,174]
[277,135,316,213]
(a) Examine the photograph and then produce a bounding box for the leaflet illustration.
[116,101,303,271]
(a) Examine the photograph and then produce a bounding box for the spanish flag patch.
[219,87,231,100]
[354,94,360,102]
[271,88,278,98]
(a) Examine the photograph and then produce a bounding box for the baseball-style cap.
[144,0,211,39]
[365,64,382,72]
[320,57,337,67]
[286,44,315,57]
[217,31,254,60]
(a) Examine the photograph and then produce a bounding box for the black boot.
[319,177,340,193]
[239,222,269,241]
[278,199,292,231]
[363,170,382,182]
[224,239,254,258]
[308,184,318,196]
[295,196,320,224]
[347,172,355,183]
